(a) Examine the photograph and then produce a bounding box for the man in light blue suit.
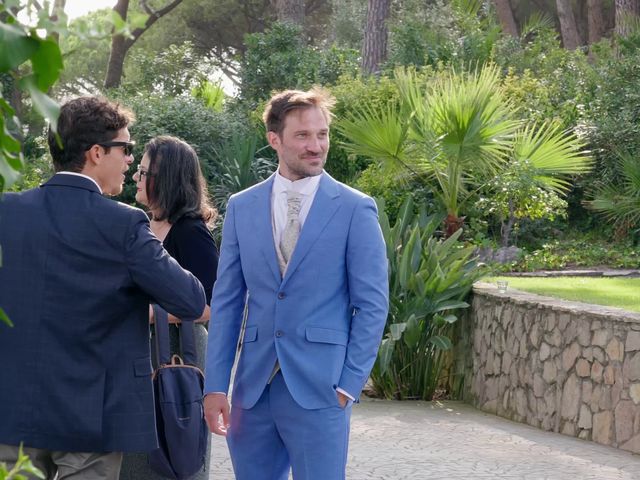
[204,87,389,479]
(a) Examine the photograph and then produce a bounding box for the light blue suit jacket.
[205,172,389,409]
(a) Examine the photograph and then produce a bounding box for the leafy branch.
[0,444,44,479]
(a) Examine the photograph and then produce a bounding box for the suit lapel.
[251,174,282,285]
[282,174,341,285]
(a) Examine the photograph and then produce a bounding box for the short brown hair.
[48,96,135,172]
[262,86,336,135]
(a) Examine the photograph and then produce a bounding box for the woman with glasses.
[119,135,218,480]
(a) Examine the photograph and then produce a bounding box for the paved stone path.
[209,399,640,479]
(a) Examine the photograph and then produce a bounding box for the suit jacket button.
[278,292,285,299]
[275,330,283,337]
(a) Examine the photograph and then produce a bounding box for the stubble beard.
[291,155,326,180]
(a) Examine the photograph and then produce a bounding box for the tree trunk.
[615,0,640,37]
[556,0,581,49]
[272,0,305,25]
[494,0,518,37]
[361,0,391,75]
[587,0,605,45]
[104,0,183,89]
[444,214,465,239]
[575,0,589,45]
[500,200,516,248]
[104,0,130,89]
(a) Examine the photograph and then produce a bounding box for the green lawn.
[484,277,640,313]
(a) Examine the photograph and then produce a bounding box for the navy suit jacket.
[0,174,205,453]
[205,172,389,409]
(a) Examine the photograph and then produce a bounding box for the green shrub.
[192,80,226,113]
[240,23,359,105]
[494,26,595,131]
[122,42,207,97]
[9,150,53,193]
[356,163,435,226]
[111,93,248,205]
[386,0,500,70]
[583,46,640,200]
[328,73,401,183]
[209,131,276,215]
[508,233,640,272]
[370,197,484,400]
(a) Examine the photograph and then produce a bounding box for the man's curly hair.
[48,96,135,172]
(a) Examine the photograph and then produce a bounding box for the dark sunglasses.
[96,141,136,156]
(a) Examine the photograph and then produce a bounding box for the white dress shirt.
[271,170,322,248]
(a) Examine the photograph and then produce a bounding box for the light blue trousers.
[227,371,352,480]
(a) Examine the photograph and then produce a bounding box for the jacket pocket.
[134,357,153,377]
[242,325,258,343]
[306,326,348,346]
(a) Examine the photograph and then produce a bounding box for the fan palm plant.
[512,122,591,190]
[338,64,520,236]
[584,152,640,234]
[338,64,592,238]
[489,122,592,246]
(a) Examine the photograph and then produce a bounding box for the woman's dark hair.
[143,136,217,225]
[48,96,134,172]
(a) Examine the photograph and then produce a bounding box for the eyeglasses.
[96,141,136,156]
[136,164,155,178]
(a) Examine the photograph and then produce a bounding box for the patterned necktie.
[280,190,303,266]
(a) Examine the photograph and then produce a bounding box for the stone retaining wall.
[463,283,640,454]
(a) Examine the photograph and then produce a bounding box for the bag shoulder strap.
[152,305,198,366]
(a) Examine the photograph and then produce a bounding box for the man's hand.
[204,393,230,436]
[337,390,349,408]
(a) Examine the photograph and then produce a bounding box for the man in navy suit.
[0,96,206,479]
[203,87,389,479]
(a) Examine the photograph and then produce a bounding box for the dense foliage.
[5,0,640,403]
[0,3,62,192]
[240,23,359,104]
[337,65,592,242]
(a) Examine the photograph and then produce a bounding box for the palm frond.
[512,122,592,194]
[336,103,411,175]
[586,186,640,227]
[521,11,554,39]
[425,64,519,173]
[621,153,640,189]
[394,67,440,164]
[451,0,483,17]
[585,153,640,228]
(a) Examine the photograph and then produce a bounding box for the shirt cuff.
[336,387,355,401]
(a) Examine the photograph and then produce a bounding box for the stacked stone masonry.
[465,283,640,454]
